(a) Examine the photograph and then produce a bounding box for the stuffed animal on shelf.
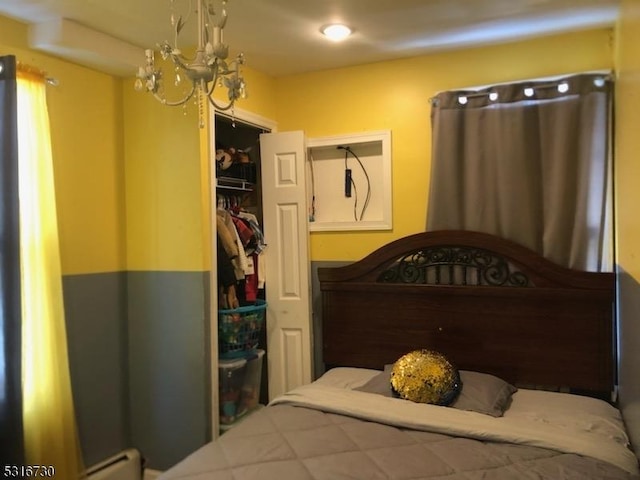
[216,147,251,171]
[216,146,256,183]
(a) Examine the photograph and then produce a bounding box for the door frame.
[206,106,278,438]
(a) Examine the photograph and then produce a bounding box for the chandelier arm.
[206,94,234,111]
[204,67,238,111]
[169,53,191,71]
[206,70,220,97]
[152,82,197,107]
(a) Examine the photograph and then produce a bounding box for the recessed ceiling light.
[321,24,353,42]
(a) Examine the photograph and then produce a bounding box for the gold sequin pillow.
[390,350,461,405]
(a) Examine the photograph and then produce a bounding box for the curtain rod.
[17,61,59,87]
[441,80,567,102]
[428,71,612,104]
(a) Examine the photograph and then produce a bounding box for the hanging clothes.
[216,206,267,306]
[216,211,243,280]
[217,234,239,309]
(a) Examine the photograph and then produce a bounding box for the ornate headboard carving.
[378,246,531,287]
[319,230,615,399]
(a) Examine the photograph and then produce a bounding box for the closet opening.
[214,113,271,408]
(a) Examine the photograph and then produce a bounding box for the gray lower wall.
[618,267,640,455]
[127,271,210,471]
[64,270,211,471]
[64,272,130,467]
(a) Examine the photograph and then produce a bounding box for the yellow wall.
[613,0,640,452]
[0,13,278,275]
[615,1,640,280]
[0,15,617,271]
[236,65,279,122]
[275,28,614,261]
[122,63,277,272]
[122,82,203,271]
[0,15,126,276]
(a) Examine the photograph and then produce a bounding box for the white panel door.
[260,131,313,399]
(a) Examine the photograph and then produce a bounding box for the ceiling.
[0,0,621,78]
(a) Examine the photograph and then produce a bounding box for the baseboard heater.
[86,449,141,480]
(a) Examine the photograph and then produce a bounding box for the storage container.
[237,349,265,417]
[218,357,247,425]
[218,300,267,358]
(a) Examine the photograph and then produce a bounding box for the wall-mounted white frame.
[307,130,392,232]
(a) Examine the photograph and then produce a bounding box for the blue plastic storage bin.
[218,300,267,358]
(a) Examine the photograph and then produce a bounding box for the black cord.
[345,147,371,221]
[351,177,359,221]
[308,152,316,222]
[343,149,357,220]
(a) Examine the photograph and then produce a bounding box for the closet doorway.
[210,111,314,436]
[213,111,272,407]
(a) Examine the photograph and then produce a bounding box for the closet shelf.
[217,176,254,192]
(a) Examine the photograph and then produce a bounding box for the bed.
[158,230,640,479]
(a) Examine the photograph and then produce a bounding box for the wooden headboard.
[318,230,615,399]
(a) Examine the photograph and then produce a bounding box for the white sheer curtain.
[426,73,613,272]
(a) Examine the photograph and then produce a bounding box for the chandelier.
[134,0,246,126]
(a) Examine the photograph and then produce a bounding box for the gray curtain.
[426,73,612,272]
[0,55,24,464]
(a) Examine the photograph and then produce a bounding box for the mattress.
[158,367,640,479]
